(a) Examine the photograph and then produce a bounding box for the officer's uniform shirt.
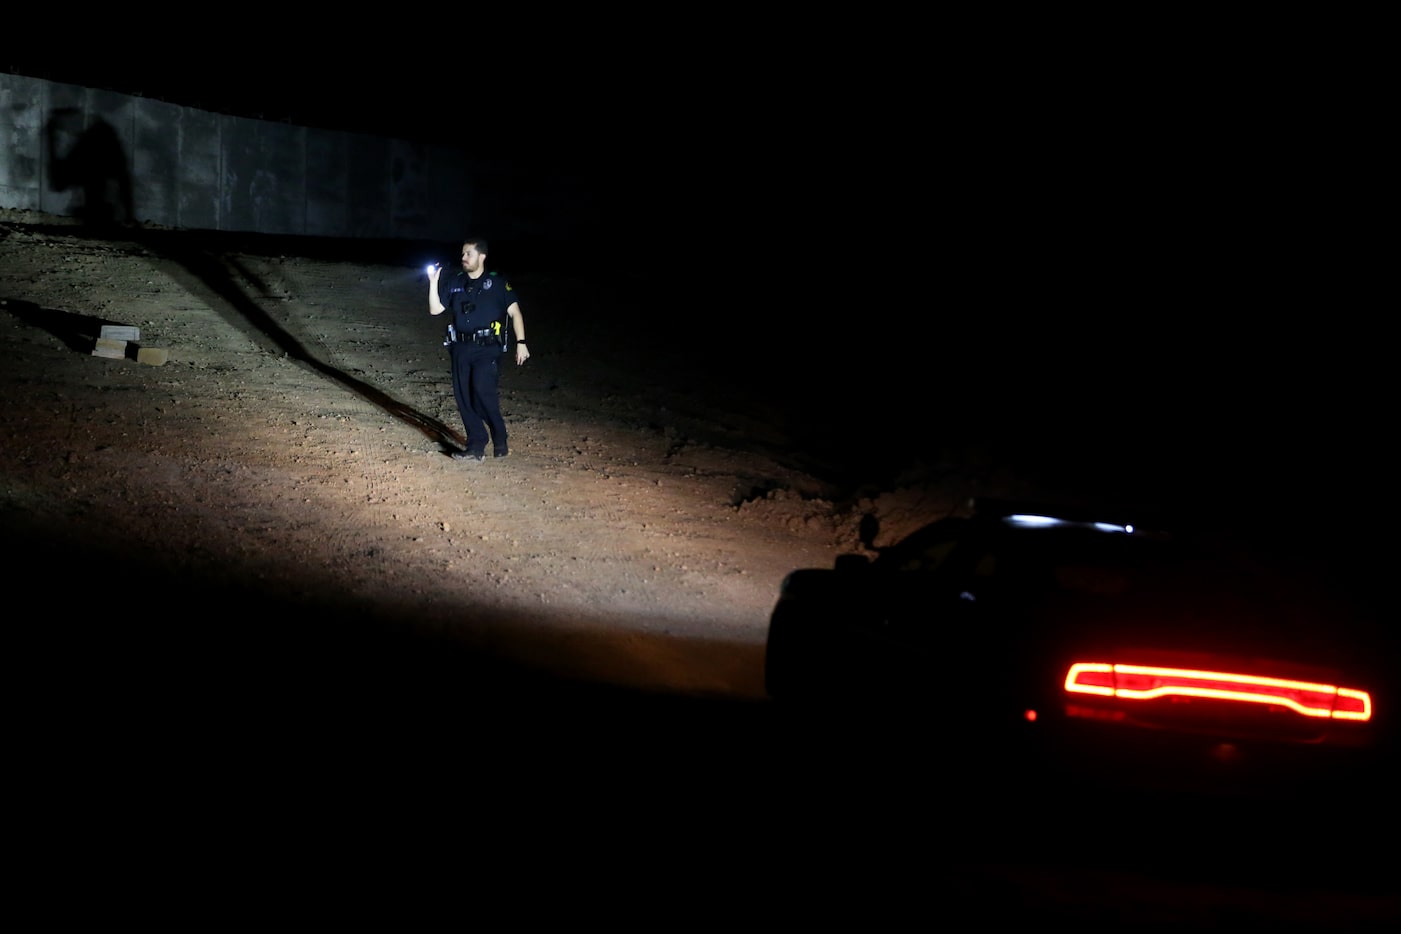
[442,269,515,351]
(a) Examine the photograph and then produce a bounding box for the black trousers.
[448,344,507,455]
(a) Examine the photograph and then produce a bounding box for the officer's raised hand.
[426,263,447,317]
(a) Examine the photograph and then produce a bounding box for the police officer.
[428,237,529,461]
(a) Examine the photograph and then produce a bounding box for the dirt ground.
[0,207,989,699]
[5,209,1396,925]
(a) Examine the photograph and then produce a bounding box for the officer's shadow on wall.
[45,108,135,228]
[25,106,464,450]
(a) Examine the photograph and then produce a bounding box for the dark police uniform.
[439,269,516,458]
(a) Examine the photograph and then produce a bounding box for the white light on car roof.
[1007,514,1063,527]
[1005,515,1132,534]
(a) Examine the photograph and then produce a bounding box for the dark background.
[5,23,1396,919]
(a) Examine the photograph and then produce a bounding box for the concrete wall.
[0,71,475,243]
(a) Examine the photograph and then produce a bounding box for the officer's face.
[460,245,485,273]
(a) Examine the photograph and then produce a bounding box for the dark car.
[763,497,1396,805]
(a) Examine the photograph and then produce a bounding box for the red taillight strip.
[1064,662,1372,722]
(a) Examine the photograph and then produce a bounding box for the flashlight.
[425,263,439,275]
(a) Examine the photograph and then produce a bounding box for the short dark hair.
[462,236,488,255]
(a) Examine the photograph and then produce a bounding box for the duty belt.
[455,328,499,344]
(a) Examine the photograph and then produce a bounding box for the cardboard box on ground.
[91,324,168,366]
